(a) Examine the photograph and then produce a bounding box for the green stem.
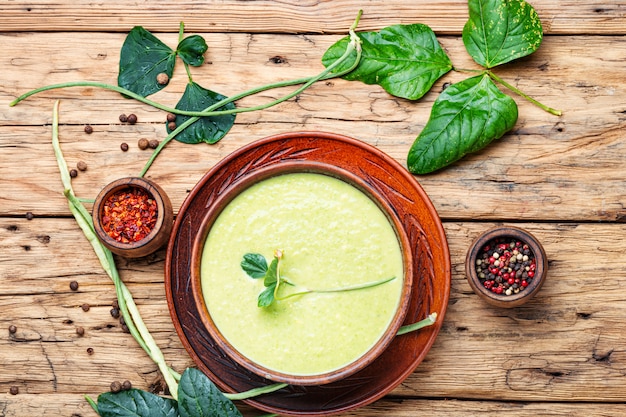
[397,312,438,336]
[276,276,395,301]
[487,70,562,116]
[52,100,180,400]
[224,383,288,401]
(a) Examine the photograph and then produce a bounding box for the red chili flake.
[101,187,158,244]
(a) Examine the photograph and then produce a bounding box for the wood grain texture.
[0,0,625,35]
[2,1,626,416]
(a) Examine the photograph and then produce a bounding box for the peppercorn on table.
[2,1,626,416]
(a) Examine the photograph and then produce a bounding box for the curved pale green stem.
[487,70,562,116]
[224,383,288,401]
[397,312,438,336]
[275,276,396,301]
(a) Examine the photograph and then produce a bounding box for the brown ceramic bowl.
[465,226,548,308]
[92,177,173,258]
[190,161,414,386]
[165,131,451,416]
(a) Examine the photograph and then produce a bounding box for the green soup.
[201,172,404,376]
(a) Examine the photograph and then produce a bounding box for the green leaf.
[263,257,279,287]
[463,0,543,68]
[322,24,452,100]
[168,82,236,144]
[178,368,243,417]
[241,253,268,279]
[407,73,518,174]
[257,283,277,308]
[177,35,208,67]
[97,389,178,417]
[118,26,176,97]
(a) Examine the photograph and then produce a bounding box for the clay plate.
[165,131,451,416]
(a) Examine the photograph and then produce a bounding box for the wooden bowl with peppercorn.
[92,177,173,258]
[465,226,548,308]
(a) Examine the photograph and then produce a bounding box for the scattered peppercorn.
[120,142,129,152]
[112,299,119,309]
[69,280,79,291]
[8,325,17,334]
[77,161,88,171]
[110,380,122,393]
[127,114,138,124]
[167,121,177,131]
[138,138,149,150]
[9,386,19,395]
[87,347,94,355]
[110,307,120,319]
[25,211,34,220]
[119,114,128,123]
[84,125,93,134]
[474,237,537,296]
[148,139,159,149]
[100,187,158,244]
[122,380,132,391]
[156,72,169,85]
[166,113,176,123]
[76,326,85,336]
[69,168,78,178]
[81,303,90,312]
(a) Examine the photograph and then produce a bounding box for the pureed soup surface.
[201,172,404,376]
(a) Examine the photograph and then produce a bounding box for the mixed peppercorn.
[101,187,158,244]
[474,238,536,296]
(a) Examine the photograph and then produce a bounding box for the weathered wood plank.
[3,218,626,407]
[0,1,624,35]
[1,33,625,221]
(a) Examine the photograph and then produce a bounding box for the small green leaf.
[177,35,208,67]
[463,0,543,68]
[257,283,277,308]
[241,253,268,278]
[178,368,243,417]
[322,24,452,100]
[168,82,236,144]
[263,257,279,287]
[97,389,178,417]
[407,73,518,174]
[118,26,176,97]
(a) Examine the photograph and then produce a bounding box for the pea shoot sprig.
[241,250,397,308]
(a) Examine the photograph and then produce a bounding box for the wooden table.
[2,1,626,415]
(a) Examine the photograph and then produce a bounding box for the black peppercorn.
[9,386,19,395]
[81,303,90,312]
[119,114,128,123]
[110,307,120,319]
[166,113,176,123]
[122,380,132,390]
[120,142,129,152]
[84,125,93,134]
[87,347,94,355]
[25,212,34,220]
[167,121,177,131]
[110,381,122,393]
[127,114,138,124]
[69,169,78,178]
[148,139,159,149]
[8,324,17,334]
[76,326,85,336]
[69,280,79,291]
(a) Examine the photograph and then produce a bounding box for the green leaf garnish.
[178,368,243,417]
[407,73,518,174]
[242,250,395,308]
[240,253,268,278]
[322,23,452,100]
[166,82,236,144]
[463,0,543,68]
[176,35,208,67]
[118,26,177,97]
[97,389,178,417]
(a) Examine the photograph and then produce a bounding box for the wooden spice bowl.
[92,177,173,258]
[465,226,548,308]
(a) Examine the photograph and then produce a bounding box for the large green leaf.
[322,24,452,100]
[463,0,543,68]
[168,82,236,144]
[97,389,178,417]
[178,368,243,417]
[407,73,518,174]
[177,35,208,67]
[118,26,176,97]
